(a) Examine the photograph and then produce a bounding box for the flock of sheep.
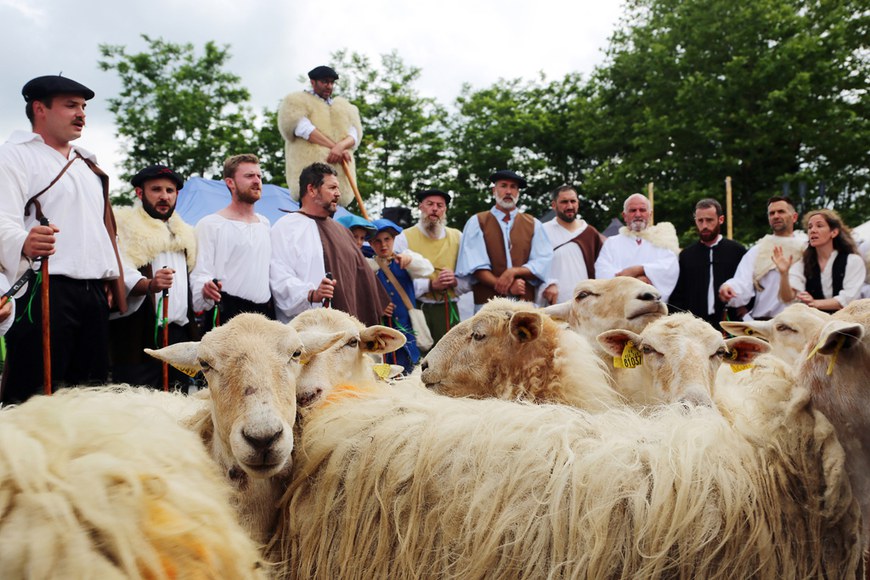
[1,277,869,579]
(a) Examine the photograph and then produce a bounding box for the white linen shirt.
[538,219,591,305]
[270,212,326,323]
[594,232,679,303]
[788,252,866,308]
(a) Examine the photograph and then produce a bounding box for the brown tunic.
[310,214,390,327]
[473,211,537,304]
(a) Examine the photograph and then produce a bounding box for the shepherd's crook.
[161,277,169,392]
[340,158,370,220]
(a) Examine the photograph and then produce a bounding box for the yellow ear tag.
[373,364,392,380]
[174,364,201,378]
[825,335,846,376]
[613,340,643,369]
[730,363,753,373]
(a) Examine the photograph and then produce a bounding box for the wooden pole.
[40,258,51,395]
[647,182,655,226]
[340,158,370,221]
[725,176,733,240]
[162,287,169,392]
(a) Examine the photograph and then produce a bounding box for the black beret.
[22,75,95,102]
[131,165,184,190]
[308,65,339,81]
[415,189,451,205]
[488,170,527,189]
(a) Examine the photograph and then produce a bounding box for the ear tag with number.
[727,348,753,373]
[613,340,643,369]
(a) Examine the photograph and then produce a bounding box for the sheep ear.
[720,320,771,339]
[596,330,641,358]
[298,330,344,357]
[145,343,200,377]
[510,311,542,343]
[724,336,770,365]
[360,325,407,354]
[542,302,571,322]
[812,321,865,355]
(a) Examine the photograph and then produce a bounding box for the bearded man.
[110,164,199,389]
[595,193,680,302]
[190,154,274,326]
[456,170,553,313]
[394,189,470,344]
[668,198,746,329]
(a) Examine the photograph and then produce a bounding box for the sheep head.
[146,313,342,480]
[544,277,666,340]
[721,303,830,365]
[289,308,406,407]
[598,313,770,407]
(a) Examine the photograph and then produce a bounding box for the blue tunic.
[375,260,420,373]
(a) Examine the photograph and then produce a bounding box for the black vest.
[805,251,849,312]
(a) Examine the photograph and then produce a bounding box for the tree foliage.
[98,35,254,196]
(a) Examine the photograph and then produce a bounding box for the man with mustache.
[595,193,680,302]
[191,154,274,327]
[278,65,362,207]
[718,196,807,320]
[0,75,134,403]
[393,189,470,344]
[538,185,605,305]
[668,198,746,329]
[110,164,199,389]
[456,170,553,313]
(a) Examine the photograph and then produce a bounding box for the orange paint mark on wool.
[321,384,377,408]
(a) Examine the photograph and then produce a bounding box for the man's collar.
[306,89,333,105]
[491,206,517,220]
[7,130,97,161]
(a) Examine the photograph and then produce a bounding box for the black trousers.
[1,275,109,404]
[203,292,274,332]
[111,322,193,390]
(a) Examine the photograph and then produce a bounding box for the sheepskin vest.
[403,225,462,302]
[752,233,806,291]
[474,211,536,304]
[617,222,680,255]
[278,91,363,207]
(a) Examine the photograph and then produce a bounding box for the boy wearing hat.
[109,164,199,389]
[278,65,362,207]
[369,218,434,373]
[456,170,553,313]
[0,75,133,402]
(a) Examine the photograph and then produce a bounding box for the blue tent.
[175,177,351,226]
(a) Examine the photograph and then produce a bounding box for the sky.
[0,0,626,189]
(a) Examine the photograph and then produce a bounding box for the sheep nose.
[638,291,660,302]
[420,360,429,372]
[242,426,284,451]
[297,388,323,408]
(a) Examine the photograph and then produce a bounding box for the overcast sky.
[1,0,626,188]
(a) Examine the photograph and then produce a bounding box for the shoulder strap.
[376,258,415,311]
[23,155,79,220]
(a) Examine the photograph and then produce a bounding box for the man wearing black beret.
[0,74,133,403]
[278,65,362,207]
[109,164,199,389]
[394,189,470,344]
[455,170,553,312]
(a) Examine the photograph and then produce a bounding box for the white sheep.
[420,298,622,410]
[288,308,406,406]
[269,377,860,578]
[597,312,770,406]
[146,312,343,545]
[720,302,831,365]
[0,388,267,579]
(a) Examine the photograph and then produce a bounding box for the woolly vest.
[752,234,806,290]
[617,222,680,255]
[277,91,363,207]
[473,211,536,304]
[403,226,461,301]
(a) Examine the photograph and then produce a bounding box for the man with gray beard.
[394,189,469,344]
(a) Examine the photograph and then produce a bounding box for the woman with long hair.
[773,208,866,312]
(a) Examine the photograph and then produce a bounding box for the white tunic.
[149,251,190,326]
[594,232,679,302]
[538,219,591,305]
[270,212,327,323]
[190,213,272,312]
[0,271,14,336]
[788,252,866,307]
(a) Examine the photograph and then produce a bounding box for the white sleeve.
[721,246,758,308]
[269,216,323,320]
[294,117,316,140]
[593,238,619,280]
[0,272,13,336]
[402,249,434,279]
[189,219,217,313]
[836,254,867,307]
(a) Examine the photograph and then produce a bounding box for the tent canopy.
[175,177,350,226]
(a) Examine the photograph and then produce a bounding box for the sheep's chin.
[627,303,665,320]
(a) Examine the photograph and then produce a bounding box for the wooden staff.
[340,158,370,221]
[647,182,655,226]
[162,284,169,392]
[40,256,51,395]
[212,278,221,328]
[725,176,733,240]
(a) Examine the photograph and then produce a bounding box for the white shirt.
[149,251,190,326]
[0,131,120,281]
[595,232,679,302]
[270,212,327,323]
[0,271,14,336]
[538,219,591,305]
[788,251,866,307]
[190,213,272,312]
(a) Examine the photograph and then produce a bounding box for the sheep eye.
[640,345,655,355]
[776,324,795,333]
[713,347,728,358]
[199,360,212,372]
[471,331,486,341]
[575,291,590,301]
[291,350,302,360]
[345,338,359,348]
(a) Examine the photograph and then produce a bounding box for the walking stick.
[340,158,370,221]
[322,272,333,309]
[725,176,733,240]
[212,278,221,328]
[39,216,51,396]
[161,280,169,392]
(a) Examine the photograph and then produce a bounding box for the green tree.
[327,50,451,214]
[98,35,255,198]
[584,0,870,244]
